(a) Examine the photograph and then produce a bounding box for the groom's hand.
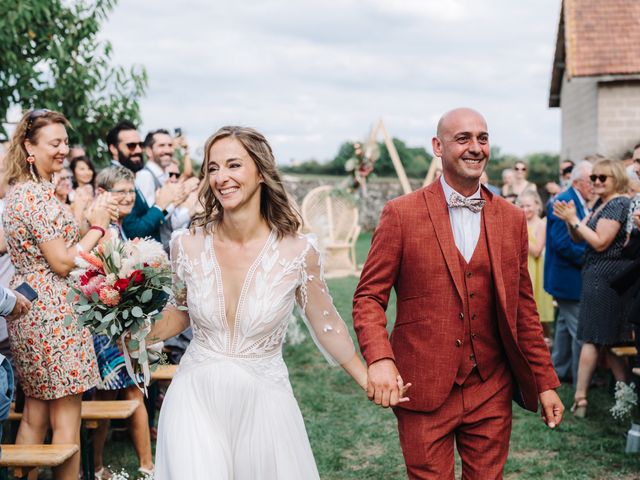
[539,389,564,428]
[367,358,401,408]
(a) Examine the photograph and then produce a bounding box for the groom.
[353,108,563,479]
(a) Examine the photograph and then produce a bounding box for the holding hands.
[367,358,411,408]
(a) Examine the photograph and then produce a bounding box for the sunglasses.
[589,174,610,183]
[58,175,73,181]
[124,142,144,151]
[167,172,180,179]
[514,166,527,172]
[26,109,52,135]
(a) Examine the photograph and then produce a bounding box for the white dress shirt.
[135,161,166,208]
[440,175,482,263]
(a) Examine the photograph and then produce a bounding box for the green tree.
[0,0,147,165]
[376,138,431,178]
[524,152,560,186]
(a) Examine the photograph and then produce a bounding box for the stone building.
[549,0,640,162]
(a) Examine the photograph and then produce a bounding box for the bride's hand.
[397,375,412,403]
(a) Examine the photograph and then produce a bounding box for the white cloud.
[100,0,562,163]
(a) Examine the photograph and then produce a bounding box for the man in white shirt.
[136,129,177,207]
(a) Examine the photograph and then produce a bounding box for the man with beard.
[105,121,182,241]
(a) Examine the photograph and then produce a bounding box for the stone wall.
[560,73,598,162]
[597,80,640,158]
[283,175,423,231]
[560,73,640,162]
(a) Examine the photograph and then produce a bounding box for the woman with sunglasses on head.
[2,109,119,480]
[554,159,632,418]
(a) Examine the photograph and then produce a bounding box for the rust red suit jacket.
[353,181,560,413]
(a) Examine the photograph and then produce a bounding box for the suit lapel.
[424,182,465,302]
[482,188,509,323]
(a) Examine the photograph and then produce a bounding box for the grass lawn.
[102,233,640,479]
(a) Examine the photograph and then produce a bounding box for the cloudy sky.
[101,0,562,164]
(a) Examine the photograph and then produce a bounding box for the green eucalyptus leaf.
[140,289,153,303]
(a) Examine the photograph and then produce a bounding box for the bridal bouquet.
[66,237,177,391]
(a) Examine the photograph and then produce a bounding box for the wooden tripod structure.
[364,119,412,194]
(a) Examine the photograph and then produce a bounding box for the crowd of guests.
[0,108,639,478]
[0,110,203,479]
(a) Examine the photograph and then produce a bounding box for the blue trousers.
[552,299,582,384]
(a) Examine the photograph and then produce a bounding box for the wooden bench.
[151,363,177,381]
[8,400,139,429]
[0,444,78,478]
[610,346,638,357]
[8,400,139,480]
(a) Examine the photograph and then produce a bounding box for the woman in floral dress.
[2,109,118,480]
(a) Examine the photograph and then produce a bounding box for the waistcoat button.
[459,312,464,320]
[455,339,462,347]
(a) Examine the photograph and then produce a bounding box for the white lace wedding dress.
[154,228,356,480]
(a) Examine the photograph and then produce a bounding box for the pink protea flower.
[98,286,121,306]
[79,275,105,298]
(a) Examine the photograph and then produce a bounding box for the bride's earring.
[27,155,38,182]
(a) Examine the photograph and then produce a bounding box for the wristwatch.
[572,222,580,230]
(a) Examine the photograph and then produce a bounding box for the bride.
[147,126,408,479]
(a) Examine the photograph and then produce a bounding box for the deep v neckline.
[209,230,275,351]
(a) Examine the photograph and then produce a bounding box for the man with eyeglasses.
[544,160,594,384]
[105,121,182,242]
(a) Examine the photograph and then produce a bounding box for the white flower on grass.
[611,381,638,421]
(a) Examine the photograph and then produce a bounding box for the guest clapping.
[554,159,632,417]
[2,109,119,480]
[90,166,154,478]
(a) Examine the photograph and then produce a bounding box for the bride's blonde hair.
[191,126,301,237]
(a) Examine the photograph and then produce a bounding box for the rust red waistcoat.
[454,217,506,385]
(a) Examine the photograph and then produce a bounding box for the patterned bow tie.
[448,192,486,213]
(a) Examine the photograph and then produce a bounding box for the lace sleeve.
[296,236,356,366]
[168,230,189,308]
